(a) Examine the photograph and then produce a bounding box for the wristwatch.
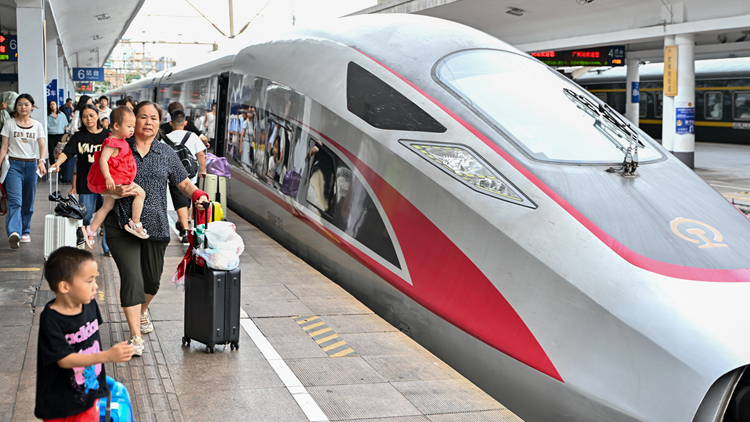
[38,158,46,164]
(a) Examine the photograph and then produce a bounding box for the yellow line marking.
[0,268,40,272]
[323,340,347,352]
[696,121,734,128]
[296,316,319,324]
[329,348,355,357]
[316,334,339,344]
[308,327,332,337]
[302,321,326,331]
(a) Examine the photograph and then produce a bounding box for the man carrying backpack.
[164,109,206,244]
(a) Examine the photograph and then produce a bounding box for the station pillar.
[673,33,695,169]
[45,36,58,107]
[16,0,47,126]
[625,58,640,126]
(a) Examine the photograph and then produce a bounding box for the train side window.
[705,92,723,120]
[346,62,446,133]
[639,92,649,118]
[593,93,607,103]
[306,140,336,215]
[305,140,400,268]
[654,92,663,118]
[733,92,750,120]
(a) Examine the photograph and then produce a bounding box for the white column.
[17,1,46,127]
[661,35,675,151]
[625,58,640,126]
[45,36,58,107]
[673,33,695,169]
[57,44,64,104]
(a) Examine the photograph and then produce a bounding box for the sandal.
[85,225,96,250]
[124,219,150,239]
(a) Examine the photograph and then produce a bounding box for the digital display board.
[76,82,94,93]
[0,35,18,61]
[531,46,625,67]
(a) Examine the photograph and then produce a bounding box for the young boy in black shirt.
[35,247,135,421]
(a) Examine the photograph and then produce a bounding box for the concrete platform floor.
[694,142,750,207]
[0,183,523,421]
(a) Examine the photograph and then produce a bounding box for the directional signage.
[73,67,105,82]
[46,80,57,105]
[531,46,626,67]
[0,34,18,61]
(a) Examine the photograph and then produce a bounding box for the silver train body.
[107,15,750,422]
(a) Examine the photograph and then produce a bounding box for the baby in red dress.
[86,107,148,245]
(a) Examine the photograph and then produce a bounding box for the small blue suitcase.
[99,376,133,422]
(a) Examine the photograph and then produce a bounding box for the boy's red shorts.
[43,399,99,422]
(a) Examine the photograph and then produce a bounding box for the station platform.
[0,183,523,421]
[694,142,750,211]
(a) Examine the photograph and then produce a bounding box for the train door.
[214,72,230,157]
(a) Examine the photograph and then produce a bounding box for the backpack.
[165,132,199,179]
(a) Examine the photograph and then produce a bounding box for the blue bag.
[99,376,134,422]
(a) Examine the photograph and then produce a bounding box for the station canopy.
[356,0,750,62]
[0,0,145,73]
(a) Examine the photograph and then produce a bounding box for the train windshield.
[434,50,662,164]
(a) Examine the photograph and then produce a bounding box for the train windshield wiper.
[563,88,643,177]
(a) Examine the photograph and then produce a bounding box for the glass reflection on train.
[224,76,399,268]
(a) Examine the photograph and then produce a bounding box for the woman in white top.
[66,94,93,136]
[0,93,47,249]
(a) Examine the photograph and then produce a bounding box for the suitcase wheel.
[230,341,239,351]
[206,344,215,354]
[182,336,191,347]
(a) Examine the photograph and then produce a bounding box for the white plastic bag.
[195,248,240,271]
[199,221,244,255]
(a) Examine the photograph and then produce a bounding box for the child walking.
[86,106,148,247]
[35,247,135,421]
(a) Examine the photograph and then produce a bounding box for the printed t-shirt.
[0,119,45,159]
[35,300,108,420]
[62,128,108,195]
[166,130,206,184]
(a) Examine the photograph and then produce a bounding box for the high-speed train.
[107,15,750,422]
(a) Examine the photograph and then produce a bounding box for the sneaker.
[180,231,189,245]
[129,335,144,357]
[140,312,154,334]
[8,233,19,249]
[103,251,111,257]
[20,234,30,243]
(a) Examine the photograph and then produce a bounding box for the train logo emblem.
[670,218,728,249]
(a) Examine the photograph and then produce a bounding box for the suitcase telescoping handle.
[49,166,58,214]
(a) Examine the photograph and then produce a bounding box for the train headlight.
[406,142,534,207]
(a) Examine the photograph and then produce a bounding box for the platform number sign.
[608,46,625,66]
[631,81,640,104]
[0,34,18,61]
[73,67,105,82]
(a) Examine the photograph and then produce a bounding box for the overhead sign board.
[73,67,105,82]
[531,46,625,67]
[76,82,94,93]
[664,45,678,97]
[0,35,18,61]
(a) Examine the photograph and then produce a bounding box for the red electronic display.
[531,46,625,67]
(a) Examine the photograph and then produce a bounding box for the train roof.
[576,57,750,83]
[233,14,523,89]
